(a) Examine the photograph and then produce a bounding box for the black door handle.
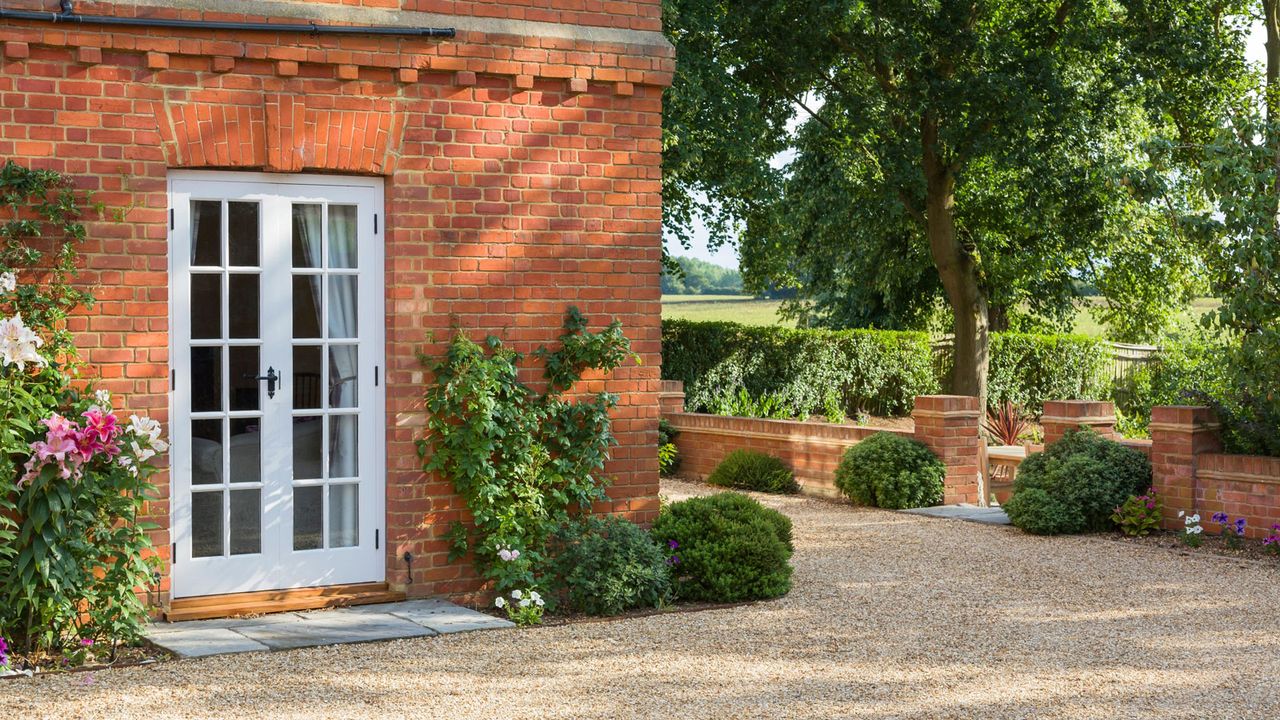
[244,366,280,399]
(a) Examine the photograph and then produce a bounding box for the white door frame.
[168,171,386,598]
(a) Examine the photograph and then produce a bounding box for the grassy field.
[662,294,1221,339]
[661,295,790,326]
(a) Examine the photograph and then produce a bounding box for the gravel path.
[12,479,1280,719]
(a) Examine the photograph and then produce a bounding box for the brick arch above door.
[154,94,404,175]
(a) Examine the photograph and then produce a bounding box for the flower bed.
[0,163,167,675]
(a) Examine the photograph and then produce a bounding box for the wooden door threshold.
[165,582,405,622]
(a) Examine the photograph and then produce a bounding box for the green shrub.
[550,517,673,616]
[662,320,1112,419]
[658,418,681,476]
[651,492,793,602]
[1004,428,1152,535]
[833,432,944,509]
[984,333,1109,414]
[706,449,798,494]
[1111,333,1227,438]
[0,163,168,661]
[661,319,938,418]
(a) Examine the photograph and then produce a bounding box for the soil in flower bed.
[3,640,172,679]
[1111,529,1280,566]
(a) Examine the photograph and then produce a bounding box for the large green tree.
[663,0,1252,398]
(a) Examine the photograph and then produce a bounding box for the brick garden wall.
[664,384,984,504]
[0,0,672,603]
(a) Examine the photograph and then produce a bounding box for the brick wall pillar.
[913,395,983,505]
[1150,405,1222,527]
[659,380,686,414]
[1041,400,1117,446]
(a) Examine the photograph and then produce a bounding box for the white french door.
[168,172,385,598]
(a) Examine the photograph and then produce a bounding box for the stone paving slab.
[234,615,436,651]
[146,626,271,658]
[902,504,1011,525]
[346,599,516,633]
[146,599,511,659]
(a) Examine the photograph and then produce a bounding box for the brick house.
[0,0,671,617]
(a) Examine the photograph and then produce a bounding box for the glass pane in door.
[188,198,264,560]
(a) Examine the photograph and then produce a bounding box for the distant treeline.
[661,256,744,295]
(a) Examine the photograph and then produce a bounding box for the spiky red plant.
[983,401,1028,446]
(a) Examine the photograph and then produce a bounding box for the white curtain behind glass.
[326,206,359,544]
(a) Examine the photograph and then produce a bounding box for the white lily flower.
[518,598,530,608]
[494,596,506,608]
[94,389,111,405]
[0,314,44,370]
[0,271,16,293]
[511,589,523,600]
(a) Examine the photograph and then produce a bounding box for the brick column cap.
[914,395,980,416]
[1150,405,1218,427]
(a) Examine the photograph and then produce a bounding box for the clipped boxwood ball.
[834,432,944,509]
[651,492,793,602]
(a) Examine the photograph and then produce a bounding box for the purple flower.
[666,555,681,565]
[1212,512,1229,524]
[1234,518,1247,535]
[80,637,93,647]
[0,635,8,667]
[667,539,679,550]
[1145,501,1155,510]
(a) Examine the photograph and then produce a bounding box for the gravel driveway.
[12,479,1280,719]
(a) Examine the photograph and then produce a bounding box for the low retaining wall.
[662,388,1280,535]
[667,413,906,498]
[663,386,984,504]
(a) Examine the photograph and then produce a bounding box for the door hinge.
[374,365,380,387]
[375,529,380,550]
[373,213,379,234]
[170,369,175,391]
[171,542,176,565]
[169,208,174,230]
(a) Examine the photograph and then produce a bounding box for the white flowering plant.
[0,163,166,668]
[494,587,546,626]
[1178,511,1204,548]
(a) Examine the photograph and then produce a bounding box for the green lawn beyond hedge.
[661,319,1108,417]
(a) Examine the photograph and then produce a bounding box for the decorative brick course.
[0,1,670,605]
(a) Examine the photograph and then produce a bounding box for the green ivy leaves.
[421,307,634,595]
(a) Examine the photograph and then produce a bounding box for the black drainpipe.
[0,0,456,38]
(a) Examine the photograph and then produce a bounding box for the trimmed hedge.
[662,319,939,418]
[662,320,1109,416]
[985,333,1109,414]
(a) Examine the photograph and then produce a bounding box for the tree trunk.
[922,113,989,402]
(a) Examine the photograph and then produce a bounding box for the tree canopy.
[662,0,1255,397]
[661,256,744,295]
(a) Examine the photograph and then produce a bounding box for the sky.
[664,15,1272,271]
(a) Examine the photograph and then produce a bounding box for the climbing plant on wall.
[419,307,634,594]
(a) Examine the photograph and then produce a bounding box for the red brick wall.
[668,413,908,498]
[0,2,671,602]
[666,390,984,504]
[38,0,665,33]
